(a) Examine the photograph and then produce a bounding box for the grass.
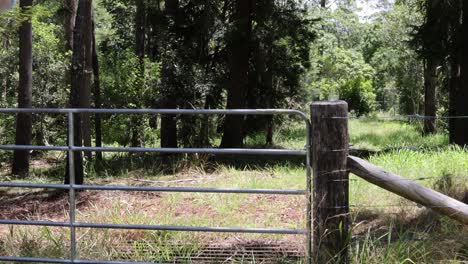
[0,117,467,263]
[243,116,448,151]
[349,118,448,150]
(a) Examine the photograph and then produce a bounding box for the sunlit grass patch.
[349,119,448,150]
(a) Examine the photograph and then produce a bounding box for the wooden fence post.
[311,101,350,263]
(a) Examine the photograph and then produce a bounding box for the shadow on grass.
[9,152,306,181]
[0,189,99,220]
[351,207,468,261]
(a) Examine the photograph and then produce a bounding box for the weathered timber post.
[311,101,350,263]
[348,156,468,225]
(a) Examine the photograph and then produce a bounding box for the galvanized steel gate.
[0,108,312,264]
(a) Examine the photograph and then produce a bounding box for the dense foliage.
[307,1,425,116]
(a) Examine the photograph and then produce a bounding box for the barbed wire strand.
[326,115,468,120]
[320,204,468,210]
[328,175,468,183]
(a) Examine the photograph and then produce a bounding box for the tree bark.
[135,0,146,59]
[254,40,274,145]
[321,0,326,8]
[448,50,459,144]
[66,0,93,184]
[147,1,162,61]
[453,2,468,146]
[12,0,33,176]
[159,0,179,150]
[131,0,146,148]
[263,47,274,146]
[423,58,438,134]
[64,0,77,51]
[92,17,102,161]
[220,0,252,148]
[81,0,93,159]
[160,98,178,148]
[165,0,178,15]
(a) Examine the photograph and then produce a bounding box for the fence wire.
[327,115,468,120]
[323,114,467,229]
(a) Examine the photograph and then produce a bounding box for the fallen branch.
[348,156,468,225]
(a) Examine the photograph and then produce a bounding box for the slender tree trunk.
[81,0,93,159]
[200,94,214,147]
[131,0,146,148]
[92,18,102,161]
[67,0,84,184]
[64,0,77,51]
[147,1,162,61]
[423,58,438,134]
[64,0,81,181]
[254,39,274,145]
[263,45,274,146]
[66,0,92,184]
[136,0,146,60]
[220,0,252,148]
[159,0,179,150]
[165,0,178,14]
[321,0,326,8]
[160,98,178,148]
[453,3,468,146]
[448,1,462,144]
[264,68,274,146]
[12,0,33,176]
[449,53,459,144]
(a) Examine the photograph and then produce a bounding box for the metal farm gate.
[0,108,312,264]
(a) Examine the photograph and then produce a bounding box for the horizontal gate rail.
[0,108,309,121]
[0,220,306,234]
[0,145,306,156]
[0,182,307,195]
[0,108,312,264]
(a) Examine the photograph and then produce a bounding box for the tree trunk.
[159,0,179,150]
[254,40,274,146]
[160,98,178,148]
[81,0,93,159]
[321,0,326,8]
[263,46,274,146]
[165,0,178,15]
[423,58,438,134]
[64,0,77,51]
[135,0,146,59]
[131,0,146,148]
[12,0,33,176]
[92,17,102,161]
[200,92,215,147]
[449,51,459,144]
[147,1,162,61]
[220,0,252,148]
[453,2,468,146]
[66,0,92,184]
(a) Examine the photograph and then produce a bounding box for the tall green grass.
[0,118,467,263]
[243,117,448,151]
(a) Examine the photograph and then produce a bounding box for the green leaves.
[307,1,425,115]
